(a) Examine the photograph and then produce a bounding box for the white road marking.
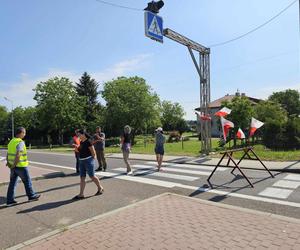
[97,171,176,188]
[259,187,293,199]
[284,174,300,182]
[28,151,73,156]
[113,168,199,181]
[146,161,227,171]
[30,165,59,173]
[132,164,212,176]
[0,156,5,161]
[28,161,300,208]
[30,161,74,170]
[273,180,300,189]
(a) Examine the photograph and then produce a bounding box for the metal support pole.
[199,51,211,154]
[163,28,211,154]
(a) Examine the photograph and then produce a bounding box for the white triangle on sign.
[148,16,162,36]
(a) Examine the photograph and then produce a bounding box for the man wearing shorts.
[154,127,165,171]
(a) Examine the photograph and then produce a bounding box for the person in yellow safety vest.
[6,127,40,206]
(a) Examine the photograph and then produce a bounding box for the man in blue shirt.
[92,127,107,171]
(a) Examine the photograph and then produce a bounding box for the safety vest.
[7,138,29,167]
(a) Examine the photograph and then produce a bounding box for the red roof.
[195,93,262,110]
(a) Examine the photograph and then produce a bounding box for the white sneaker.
[127,170,134,176]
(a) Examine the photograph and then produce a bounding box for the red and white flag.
[221,117,234,140]
[195,111,211,121]
[249,117,264,137]
[236,128,245,139]
[215,107,231,117]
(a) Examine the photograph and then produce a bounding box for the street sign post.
[143,5,211,154]
[144,11,163,43]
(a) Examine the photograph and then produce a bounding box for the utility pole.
[4,97,14,138]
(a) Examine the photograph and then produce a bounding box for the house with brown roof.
[195,91,261,137]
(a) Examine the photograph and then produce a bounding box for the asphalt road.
[1,150,300,249]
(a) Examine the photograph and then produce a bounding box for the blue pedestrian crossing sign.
[144,11,163,43]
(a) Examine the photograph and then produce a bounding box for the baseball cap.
[155,127,163,132]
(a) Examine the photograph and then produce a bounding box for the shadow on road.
[283,161,300,172]
[168,157,192,163]
[16,195,95,213]
[189,171,281,203]
[0,173,100,205]
[17,199,77,213]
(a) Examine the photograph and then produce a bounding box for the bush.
[262,117,300,150]
[167,131,181,143]
[182,136,190,141]
[105,137,120,147]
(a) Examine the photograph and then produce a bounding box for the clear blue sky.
[0,0,299,120]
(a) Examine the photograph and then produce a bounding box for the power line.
[95,0,141,11]
[209,0,298,48]
[216,50,297,72]
[95,0,298,48]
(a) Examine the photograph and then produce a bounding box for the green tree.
[255,101,287,125]
[255,101,288,149]
[161,101,187,134]
[222,96,255,145]
[34,77,85,144]
[12,106,42,144]
[285,116,300,149]
[76,72,102,123]
[102,76,161,139]
[269,89,300,116]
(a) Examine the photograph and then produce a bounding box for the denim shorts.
[79,157,95,177]
[155,145,164,155]
[122,143,131,153]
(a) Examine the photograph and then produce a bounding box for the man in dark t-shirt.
[92,126,107,171]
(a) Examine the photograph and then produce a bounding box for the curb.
[7,192,300,250]
[6,193,170,250]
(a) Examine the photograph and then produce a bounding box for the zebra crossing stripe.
[97,171,176,188]
[145,162,227,171]
[258,187,293,199]
[132,164,212,176]
[273,180,300,189]
[113,168,199,181]
[284,174,300,182]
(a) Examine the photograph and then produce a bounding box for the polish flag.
[236,128,245,139]
[221,117,234,140]
[215,107,232,117]
[249,117,264,137]
[195,111,211,121]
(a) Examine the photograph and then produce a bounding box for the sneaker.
[127,170,134,176]
[96,167,103,172]
[28,194,41,201]
[6,200,18,207]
